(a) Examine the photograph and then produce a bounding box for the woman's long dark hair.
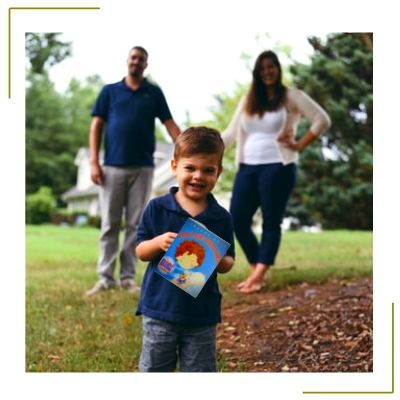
[244,50,287,116]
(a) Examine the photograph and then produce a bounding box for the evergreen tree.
[289,33,372,229]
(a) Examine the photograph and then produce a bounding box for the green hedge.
[26,186,56,224]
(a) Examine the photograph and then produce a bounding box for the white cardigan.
[222,87,331,166]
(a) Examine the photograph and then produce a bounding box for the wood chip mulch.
[217,277,372,372]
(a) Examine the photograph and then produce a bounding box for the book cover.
[155,218,231,298]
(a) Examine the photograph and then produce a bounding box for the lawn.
[26,225,372,372]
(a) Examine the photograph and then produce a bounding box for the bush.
[26,186,56,224]
[51,209,101,228]
[88,215,101,229]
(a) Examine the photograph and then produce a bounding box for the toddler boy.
[136,126,235,372]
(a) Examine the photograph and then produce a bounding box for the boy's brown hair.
[173,126,225,166]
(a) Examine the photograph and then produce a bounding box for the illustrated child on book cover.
[172,240,206,289]
[156,218,230,297]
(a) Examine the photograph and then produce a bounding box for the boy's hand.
[157,232,178,252]
[136,232,177,261]
[217,256,234,274]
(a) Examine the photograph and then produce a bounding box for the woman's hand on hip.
[278,137,302,151]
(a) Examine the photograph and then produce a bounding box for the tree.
[26,34,102,205]
[208,83,248,193]
[288,33,372,229]
[64,75,104,150]
[26,33,72,75]
[26,74,76,199]
[202,33,372,229]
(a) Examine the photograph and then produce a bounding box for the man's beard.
[129,68,142,79]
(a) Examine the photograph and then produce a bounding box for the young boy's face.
[171,154,222,202]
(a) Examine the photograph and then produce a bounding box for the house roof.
[62,184,99,200]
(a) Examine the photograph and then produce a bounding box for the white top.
[222,87,332,166]
[241,108,285,164]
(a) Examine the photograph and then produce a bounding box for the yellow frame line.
[8,6,100,99]
[303,303,395,395]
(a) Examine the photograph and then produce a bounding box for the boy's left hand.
[216,256,234,274]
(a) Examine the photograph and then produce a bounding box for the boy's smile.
[171,154,221,204]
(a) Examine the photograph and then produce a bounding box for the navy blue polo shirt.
[136,187,235,326]
[91,78,173,167]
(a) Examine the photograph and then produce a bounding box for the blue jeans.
[230,163,296,266]
[139,316,217,372]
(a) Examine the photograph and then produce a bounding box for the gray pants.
[139,316,217,372]
[97,166,153,285]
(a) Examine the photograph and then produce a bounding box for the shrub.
[52,209,101,228]
[26,186,56,224]
[88,215,101,229]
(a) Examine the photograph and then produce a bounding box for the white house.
[62,143,176,216]
[62,145,305,233]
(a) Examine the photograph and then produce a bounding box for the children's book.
[156,218,231,298]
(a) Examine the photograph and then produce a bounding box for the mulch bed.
[217,277,372,372]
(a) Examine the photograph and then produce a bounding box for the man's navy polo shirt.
[91,78,172,167]
[136,187,235,326]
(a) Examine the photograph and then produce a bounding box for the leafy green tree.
[26,74,75,198]
[26,34,103,205]
[289,33,372,229]
[209,83,248,193]
[26,74,104,202]
[26,33,72,75]
[64,75,104,150]
[26,32,74,202]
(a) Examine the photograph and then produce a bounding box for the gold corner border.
[8,6,101,99]
[303,303,395,395]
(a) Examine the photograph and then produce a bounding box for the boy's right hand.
[157,232,178,252]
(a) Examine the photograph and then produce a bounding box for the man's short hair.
[174,126,225,166]
[130,46,148,59]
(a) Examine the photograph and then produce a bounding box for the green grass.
[26,225,372,372]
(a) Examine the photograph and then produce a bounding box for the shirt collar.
[120,77,149,90]
[159,187,223,221]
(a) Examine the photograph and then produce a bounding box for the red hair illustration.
[175,240,205,266]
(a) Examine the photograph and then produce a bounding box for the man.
[86,46,181,296]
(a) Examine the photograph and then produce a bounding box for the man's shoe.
[120,279,141,294]
[85,280,113,296]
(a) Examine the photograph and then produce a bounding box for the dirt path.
[217,277,372,372]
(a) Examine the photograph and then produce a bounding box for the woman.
[222,50,331,293]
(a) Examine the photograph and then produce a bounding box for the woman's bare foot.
[236,264,257,289]
[237,263,269,293]
[236,279,248,289]
[237,277,266,290]
[239,281,263,293]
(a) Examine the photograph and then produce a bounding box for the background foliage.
[25,33,372,229]
[26,33,103,205]
[289,34,372,229]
